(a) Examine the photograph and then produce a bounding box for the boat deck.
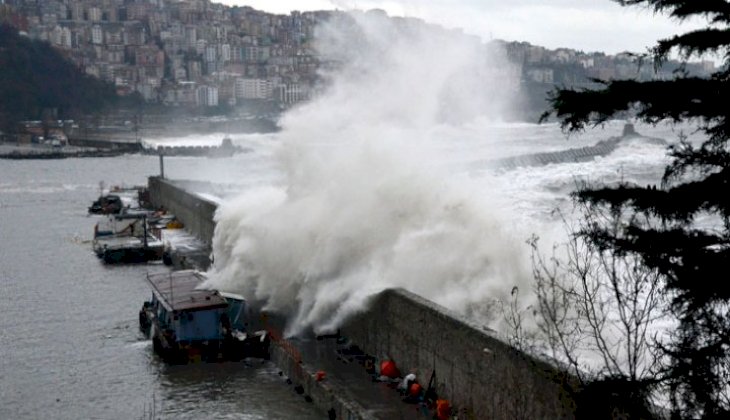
[146,270,227,312]
[94,235,163,251]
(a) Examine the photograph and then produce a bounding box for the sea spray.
[205,10,528,336]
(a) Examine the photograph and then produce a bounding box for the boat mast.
[143,215,148,248]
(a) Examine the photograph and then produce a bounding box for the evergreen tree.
[542,1,730,417]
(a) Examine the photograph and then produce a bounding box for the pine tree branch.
[579,225,730,306]
[618,0,730,24]
[545,2,730,415]
[543,78,729,133]
[654,28,730,61]
[665,143,730,180]
[574,166,730,221]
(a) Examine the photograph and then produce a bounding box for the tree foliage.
[0,24,129,131]
[527,204,667,419]
[541,1,730,418]
[530,206,668,383]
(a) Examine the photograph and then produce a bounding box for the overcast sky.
[220,0,705,54]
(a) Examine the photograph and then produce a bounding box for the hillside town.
[0,0,717,114]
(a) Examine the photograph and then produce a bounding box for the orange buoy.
[436,399,451,420]
[380,360,398,378]
[409,382,422,397]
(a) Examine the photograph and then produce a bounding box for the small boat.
[89,186,146,214]
[139,270,269,364]
[92,214,164,263]
[88,194,124,214]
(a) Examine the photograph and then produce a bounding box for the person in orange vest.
[398,373,417,394]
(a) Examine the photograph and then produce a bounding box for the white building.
[50,26,72,49]
[204,45,217,62]
[91,25,103,45]
[277,83,308,104]
[220,44,231,62]
[526,68,554,84]
[235,78,272,99]
[196,86,219,107]
[88,7,102,22]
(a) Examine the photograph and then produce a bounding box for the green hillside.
[0,24,126,131]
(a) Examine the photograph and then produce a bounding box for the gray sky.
[220,0,705,54]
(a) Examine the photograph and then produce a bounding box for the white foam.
[205,11,528,336]
[201,12,688,339]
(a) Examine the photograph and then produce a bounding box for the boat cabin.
[146,271,229,342]
[139,270,266,363]
[92,213,164,263]
[94,213,149,238]
[89,194,124,214]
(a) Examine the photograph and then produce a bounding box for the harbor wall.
[147,175,576,419]
[148,176,217,247]
[67,136,143,151]
[476,138,620,171]
[341,289,574,419]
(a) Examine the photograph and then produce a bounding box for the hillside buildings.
[4,0,320,108]
[1,0,716,114]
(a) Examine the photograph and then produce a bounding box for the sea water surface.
[0,155,324,419]
[0,121,697,418]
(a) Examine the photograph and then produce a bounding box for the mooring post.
[159,154,165,178]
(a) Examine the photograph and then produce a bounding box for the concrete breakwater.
[475,128,666,172]
[147,176,576,419]
[488,138,621,170]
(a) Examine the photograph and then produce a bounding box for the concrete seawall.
[477,131,667,172]
[342,289,574,418]
[476,138,621,172]
[148,176,217,247]
[147,175,576,419]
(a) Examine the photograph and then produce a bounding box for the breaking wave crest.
[205,10,528,336]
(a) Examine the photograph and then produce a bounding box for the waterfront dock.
[0,142,135,159]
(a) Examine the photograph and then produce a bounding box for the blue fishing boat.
[139,270,269,363]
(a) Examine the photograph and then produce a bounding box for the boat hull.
[139,306,269,364]
[93,235,164,264]
[102,246,164,264]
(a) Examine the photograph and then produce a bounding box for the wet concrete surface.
[291,336,433,420]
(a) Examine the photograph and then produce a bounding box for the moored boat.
[88,194,124,214]
[92,214,164,263]
[139,270,269,364]
[88,185,148,214]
